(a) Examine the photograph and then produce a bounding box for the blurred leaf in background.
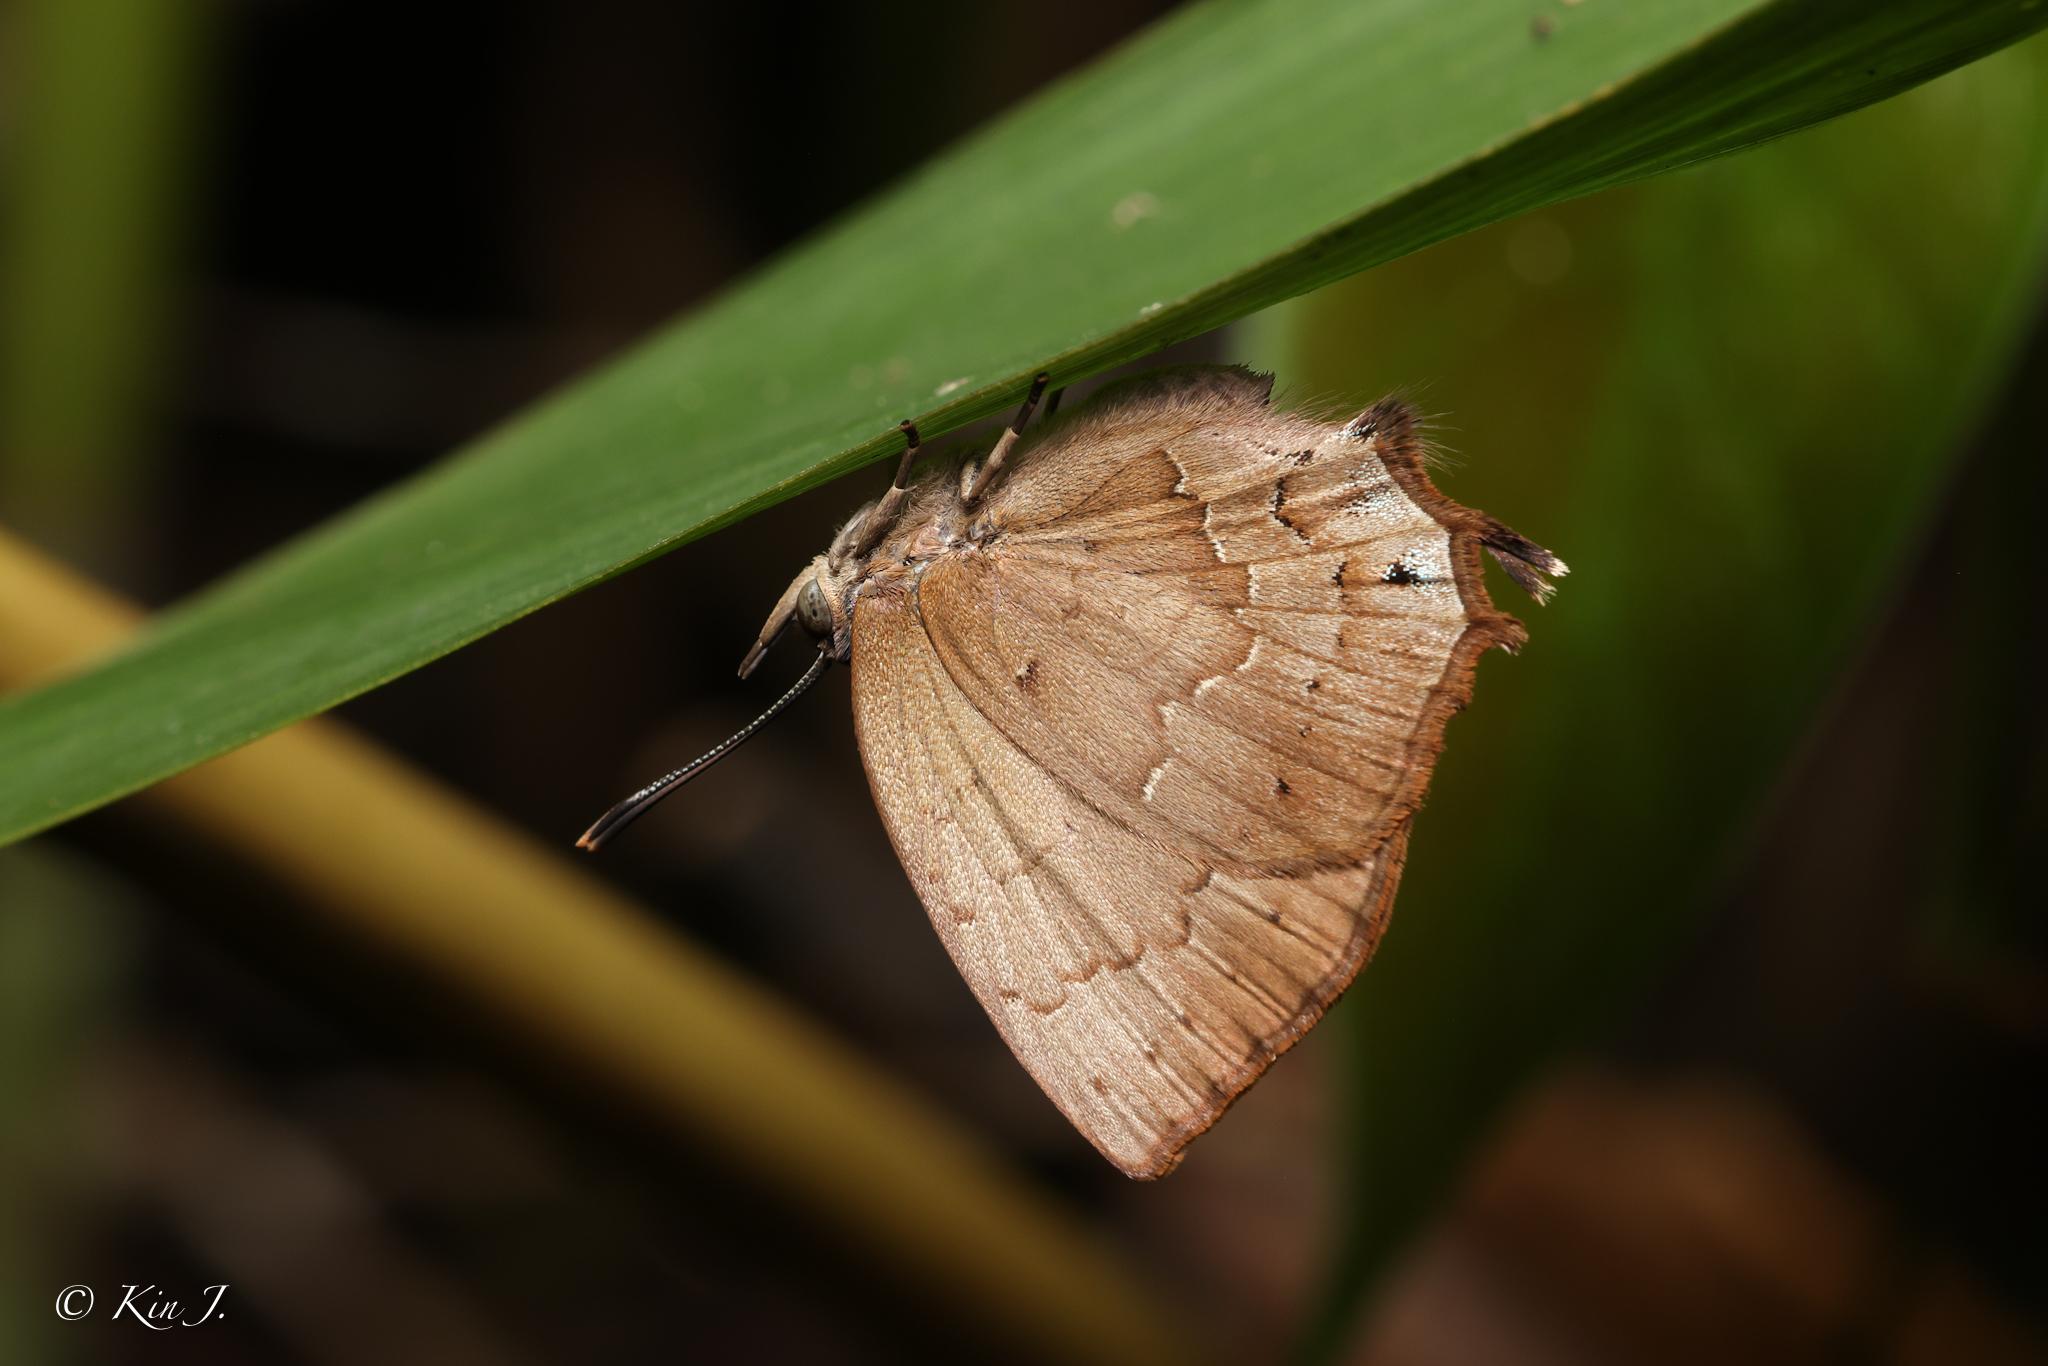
[1239,30,2048,1359]
[0,850,135,1365]
[0,0,209,570]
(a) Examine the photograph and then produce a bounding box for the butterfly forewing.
[851,583,1409,1177]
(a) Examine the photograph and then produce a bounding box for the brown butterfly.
[580,366,1564,1178]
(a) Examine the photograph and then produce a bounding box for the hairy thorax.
[818,468,1008,657]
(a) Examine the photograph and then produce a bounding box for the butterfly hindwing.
[920,367,1523,874]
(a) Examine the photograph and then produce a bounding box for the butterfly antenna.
[576,651,831,852]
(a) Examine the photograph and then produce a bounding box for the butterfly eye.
[796,578,833,637]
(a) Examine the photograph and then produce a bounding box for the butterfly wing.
[852,582,1409,1177]
[852,366,1559,1175]
[927,365,1554,875]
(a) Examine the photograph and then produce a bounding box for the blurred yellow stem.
[0,524,1191,1366]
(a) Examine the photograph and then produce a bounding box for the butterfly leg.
[961,372,1050,505]
[848,419,923,557]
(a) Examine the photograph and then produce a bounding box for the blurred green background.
[3,2,2044,1364]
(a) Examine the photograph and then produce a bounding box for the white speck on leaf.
[934,377,970,397]
[1111,191,1159,229]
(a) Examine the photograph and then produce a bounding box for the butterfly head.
[741,549,862,679]
[795,572,834,638]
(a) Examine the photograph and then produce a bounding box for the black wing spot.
[1270,481,1304,536]
[1383,560,1422,586]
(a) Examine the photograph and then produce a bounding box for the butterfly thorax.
[768,463,999,666]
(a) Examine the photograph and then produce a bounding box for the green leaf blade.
[4,0,2044,842]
